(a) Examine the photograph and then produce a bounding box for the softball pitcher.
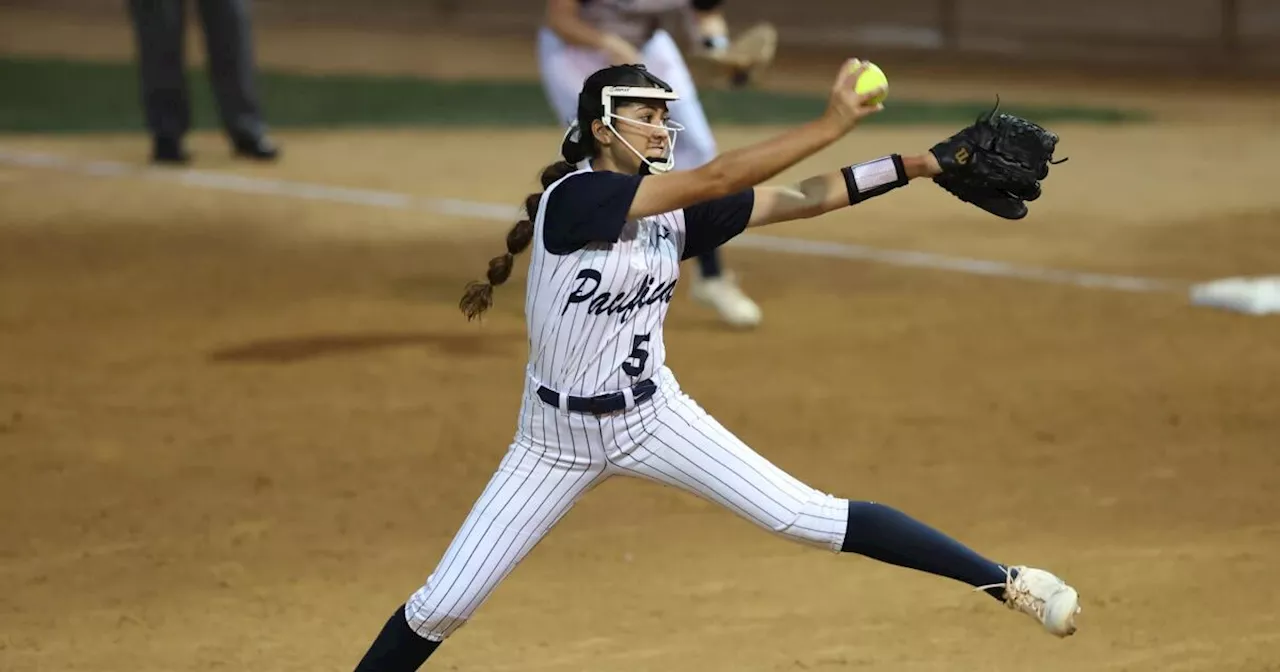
[350,61,1077,671]
[537,0,774,329]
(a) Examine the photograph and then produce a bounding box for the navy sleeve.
[681,189,754,260]
[542,171,644,255]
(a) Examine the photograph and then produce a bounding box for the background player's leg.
[639,30,761,328]
[351,422,608,670]
[126,0,190,163]
[536,27,610,126]
[194,0,276,159]
[611,393,1011,592]
[639,32,719,172]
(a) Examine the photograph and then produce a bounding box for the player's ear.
[591,118,612,148]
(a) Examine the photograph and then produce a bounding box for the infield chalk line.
[0,146,1182,294]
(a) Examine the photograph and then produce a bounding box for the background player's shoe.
[232,134,281,161]
[988,566,1081,637]
[152,137,190,165]
[691,271,762,328]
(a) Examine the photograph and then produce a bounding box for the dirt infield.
[3,8,1280,672]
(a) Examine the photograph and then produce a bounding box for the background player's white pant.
[405,368,849,641]
[536,27,719,170]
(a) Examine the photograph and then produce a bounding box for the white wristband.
[841,154,909,205]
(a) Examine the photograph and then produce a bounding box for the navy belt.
[537,379,657,415]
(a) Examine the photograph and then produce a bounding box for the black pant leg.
[127,0,190,140]
[196,0,266,140]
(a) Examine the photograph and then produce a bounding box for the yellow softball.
[851,59,889,105]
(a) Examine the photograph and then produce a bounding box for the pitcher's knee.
[404,580,474,642]
[774,491,850,552]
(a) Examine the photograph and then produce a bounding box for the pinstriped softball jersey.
[404,161,851,642]
[525,164,684,396]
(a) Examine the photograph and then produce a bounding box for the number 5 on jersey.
[622,333,652,377]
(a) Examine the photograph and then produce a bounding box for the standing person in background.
[127,0,279,165]
[537,0,771,329]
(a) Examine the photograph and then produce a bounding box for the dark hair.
[459,64,675,321]
[458,161,577,320]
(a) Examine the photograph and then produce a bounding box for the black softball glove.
[930,98,1064,220]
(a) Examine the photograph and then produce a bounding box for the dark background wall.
[6,0,1279,72]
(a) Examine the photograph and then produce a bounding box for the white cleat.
[984,566,1081,638]
[691,271,762,329]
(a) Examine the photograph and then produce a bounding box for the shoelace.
[972,565,1014,598]
[971,566,1047,617]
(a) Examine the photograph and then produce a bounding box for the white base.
[1189,276,1280,315]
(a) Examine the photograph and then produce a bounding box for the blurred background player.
[127,0,279,164]
[537,0,765,328]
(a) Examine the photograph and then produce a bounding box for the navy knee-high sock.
[841,501,1010,601]
[353,604,440,672]
[697,249,722,278]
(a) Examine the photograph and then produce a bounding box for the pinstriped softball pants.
[405,367,850,641]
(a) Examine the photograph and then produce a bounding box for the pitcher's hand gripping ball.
[849,59,888,106]
[929,98,1065,220]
